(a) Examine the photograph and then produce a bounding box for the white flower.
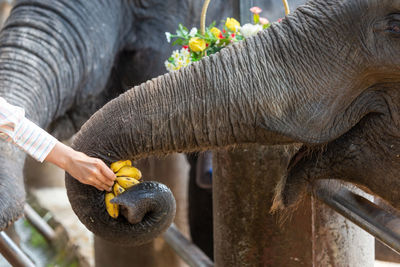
[165,49,192,72]
[189,27,198,37]
[240,23,263,38]
[165,61,175,72]
[184,58,191,65]
[165,32,171,43]
[176,59,184,68]
[172,50,180,60]
[180,48,190,57]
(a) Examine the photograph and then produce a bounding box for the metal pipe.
[24,204,56,243]
[163,223,213,267]
[0,231,35,267]
[315,182,400,255]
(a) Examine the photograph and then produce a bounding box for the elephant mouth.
[280,103,400,211]
[287,145,309,172]
[279,81,400,210]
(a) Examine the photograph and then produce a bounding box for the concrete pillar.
[312,192,374,266]
[95,153,190,267]
[213,145,374,267]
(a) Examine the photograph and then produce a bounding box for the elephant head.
[65,0,400,245]
[0,0,235,231]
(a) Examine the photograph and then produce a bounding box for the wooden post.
[213,145,374,266]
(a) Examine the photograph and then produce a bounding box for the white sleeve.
[0,97,58,162]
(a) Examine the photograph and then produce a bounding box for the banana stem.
[200,0,211,35]
[282,0,290,15]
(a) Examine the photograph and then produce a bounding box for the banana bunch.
[105,160,142,219]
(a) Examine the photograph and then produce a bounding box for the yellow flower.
[225,18,240,32]
[210,27,222,38]
[189,37,207,52]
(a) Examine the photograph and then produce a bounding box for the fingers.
[90,179,107,191]
[87,173,112,192]
[67,153,116,191]
[85,159,115,191]
[94,168,114,191]
[98,160,117,184]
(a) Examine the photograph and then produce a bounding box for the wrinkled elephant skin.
[66,0,400,246]
[0,0,234,243]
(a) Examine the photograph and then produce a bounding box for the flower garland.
[164,6,273,72]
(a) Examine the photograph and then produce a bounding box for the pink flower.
[277,18,283,23]
[259,17,269,25]
[250,6,262,14]
[231,33,235,38]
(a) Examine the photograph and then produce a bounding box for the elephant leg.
[187,153,214,260]
[95,154,190,267]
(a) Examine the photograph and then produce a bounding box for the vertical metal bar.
[240,0,254,24]
[0,231,35,267]
[163,223,213,267]
[24,204,56,243]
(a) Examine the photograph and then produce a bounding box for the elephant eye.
[386,14,400,35]
[387,21,400,34]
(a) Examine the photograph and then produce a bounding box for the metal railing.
[0,204,55,267]
[315,183,400,255]
[2,185,400,266]
[0,204,212,267]
[0,231,35,267]
[163,223,213,267]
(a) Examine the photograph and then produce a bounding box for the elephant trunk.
[0,0,128,230]
[66,1,381,245]
[65,40,272,245]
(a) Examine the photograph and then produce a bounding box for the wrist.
[45,142,75,170]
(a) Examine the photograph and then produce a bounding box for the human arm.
[45,142,115,191]
[0,97,115,191]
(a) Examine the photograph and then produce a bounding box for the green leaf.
[177,24,189,37]
[172,38,188,46]
[263,23,271,29]
[206,21,217,30]
[206,46,223,56]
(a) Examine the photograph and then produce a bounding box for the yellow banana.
[110,160,132,173]
[105,192,119,219]
[116,176,140,189]
[115,166,142,180]
[113,182,125,196]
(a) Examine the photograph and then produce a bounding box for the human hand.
[45,142,116,191]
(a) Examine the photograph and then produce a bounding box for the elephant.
[64,0,400,247]
[0,0,237,250]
